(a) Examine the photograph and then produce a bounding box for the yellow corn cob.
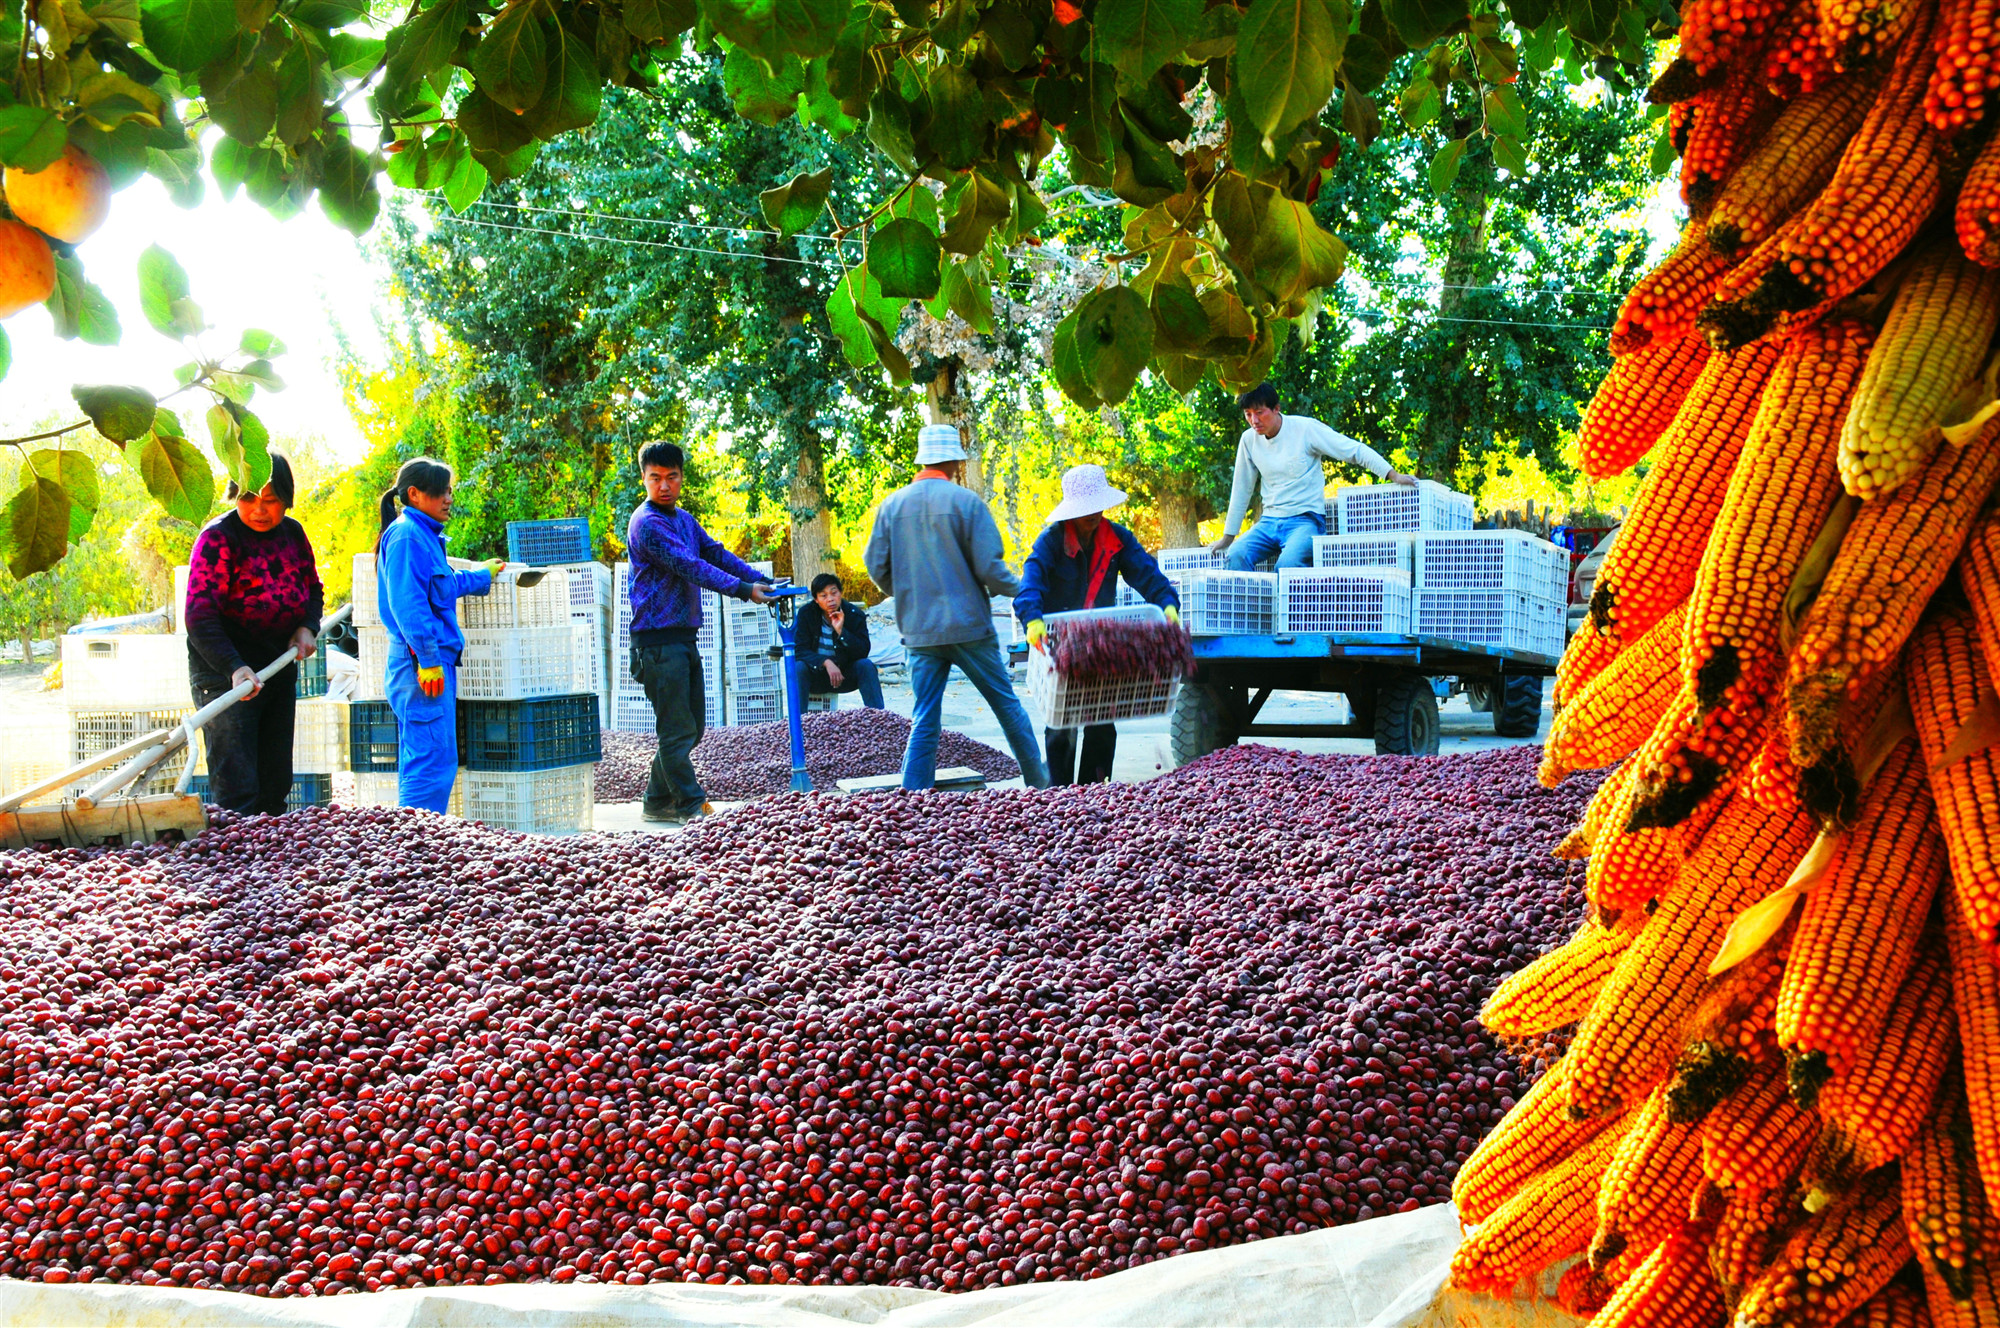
[1589,1221,1731,1327]
[1755,654,1909,826]
[1447,1122,1626,1297]
[1841,1280,1946,1326]
[1630,321,1875,828]
[1562,1234,1657,1315]
[1713,1183,1807,1308]
[1960,127,2000,266]
[1962,505,2000,684]
[1590,341,1787,651]
[1454,1056,1627,1224]
[1543,603,1690,785]
[1701,1058,1822,1192]
[1912,607,2000,955]
[1565,795,1817,1120]
[1574,760,1638,857]
[1558,619,1624,711]
[1668,933,1792,1123]
[1903,1066,1988,1302]
[1923,1254,2000,1326]
[1683,57,1785,211]
[1778,740,1947,1094]
[1944,888,2000,1202]
[1587,768,1698,913]
[1840,245,2000,500]
[1593,1083,1708,1269]
[1484,913,1646,1040]
[1819,0,1924,67]
[1613,221,1740,356]
[1578,335,1716,481]
[1709,73,1883,257]
[1785,417,2000,772]
[1735,1169,1914,1327]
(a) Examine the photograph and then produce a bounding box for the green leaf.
[868,216,941,299]
[136,244,193,337]
[939,171,1010,254]
[273,41,323,147]
[525,14,602,137]
[1251,192,1347,305]
[623,0,695,41]
[4,476,71,579]
[43,255,121,345]
[153,406,185,438]
[205,57,278,143]
[238,327,285,356]
[1093,0,1200,81]
[723,45,802,124]
[1492,132,1528,174]
[235,358,285,390]
[72,383,159,443]
[1428,136,1467,191]
[947,259,994,332]
[1151,283,1210,351]
[1114,105,1182,206]
[781,0,850,58]
[139,0,234,69]
[1381,0,1468,47]
[1483,84,1526,139]
[134,429,214,521]
[85,0,143,45]
[1564,0,1618,47]
[1072,285,1154,405]
[1155,350,1206,394]
[1341,31,1393,89]
[1050,308,1103,411]
[1650,119,1676,173]
[470,3,548,113]
[1233,0,1342,142]
[760,168,833,238]
[25,449,98,542]
[0,104,68,170]
[923,59,990,171]
[866,84,917,171]
[1183,1,1239,60]
[826,268,879,368]
[456,88,536,157]
[439,136,490,212]
[382,0,468,107]
[327,32,387,78]
[0,325,8,382]
[236,408,271,494]
[207,400,243,484]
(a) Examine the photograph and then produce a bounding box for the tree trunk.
[925,362,985,497]
[1423,165,1494,481]
[788,432,834,588]
[18,629,32,666]
[1156,486,1202,550]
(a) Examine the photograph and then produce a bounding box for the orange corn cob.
[1565,795,1817,1120]
[1698,211,1848,351]
[1709,73,1884,257]
[1701,1058,1822,1191]
[1542,602,1689,784]
[1557,1257,1620,1317]
[1945,882,2000,1200]
[1679,930,1791,1088]
[1784,418,2000,771]
[1778,740,1947,1093]
[1589,341,1787,650]
[1778,653,1910,828]
[1713,1183,1806,1307]
[1592,1083,1707,1268]
[1683,58,1786,210]
[1587,775,1689,913]
[1768,0,1844,94]
[1808,929,1956,1202]
[1576,335,1714,480]
[1903,1067,1988,1302]
[1612,221,1739,355]
[1454,1057,1627,1224]
[1960,128,2000,266]
[1842,1281,1944,1326]
[1962,505,2000,683]
[1928,0,2000,132]
[1735,1168,1914,1327]
[1484,914,1645,1040]
[1588,1222,1731,1327]
[1681,0,1793,73]
[1574,759,1637,856]
[1558,619,1623,711]
[1840,245,2000,500]
[1819,0,1925,68]
[1741,6,1944,330]
[1630,320,1874,828]
[1447,1123,1626,1297]
[1910,606,2000,953]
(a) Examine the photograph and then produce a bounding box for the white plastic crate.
[570,619,607,697]
[1158,546,1276,575]
[1337,481,1476,534]
[1027,605,1182,728]
[1,712,69,800]
[725,689,783,728]
[350,769,465,815]
[1414,530,1571,602]
[68,708,195,799]
[462,764,594,835]
[724,600,778,654]
[615,564,722,655]
[612,680,726,732]
[1312,534,1414,577]
[356,627,390,702]
[458,626,573,700]
[1414,589,1563,655]
[550,561,612,613]
[172,565,190,634]
[459,567,572,630]
[1175,571,1276,636]
[293,698,348,775]
[1276,568,1413,634]
[353,553,379,628]
[729,653,780,694]
[61,634,190,712]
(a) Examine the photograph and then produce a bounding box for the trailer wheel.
[1373,675,1440,756]
[1464,681,1495,713]
[1170,682,1238,768]
[1493,675,1544,738]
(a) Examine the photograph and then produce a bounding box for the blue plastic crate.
[506,518,592,565]
[190,773,332,811]
[458,694,602,771]
[296,647,328,698]
[348,700,402,772]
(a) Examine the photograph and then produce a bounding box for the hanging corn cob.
[1452,1056,1627,1224]
[1708,74,1882,257]
[1732,1168,1914,1326]
[1710,1183,1804,1307]
[1447,1123,1626,1296]
[1962,504,2000,680]
[1541,601,1690,784]
[1961,129,2000,266]
[1576,335,1714,479]
[1927,0,2000,131]
[1683,58,1787,210]
[1483,913,1646,1040]
[1910,605,2000,952]
[1769,0,1846,93]
[1612,221,1740,354]
[1699,1058,1823,1191]
[1901,1065,1987,1302]
[1587,1222,1732,1327]
[1592,1083,1709,1269]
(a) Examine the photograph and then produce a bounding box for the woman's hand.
[232,666,262,698]
[290,626,317,660]
[418,665,446,698]
[825,661,845,688]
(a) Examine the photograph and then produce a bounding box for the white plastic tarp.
[0,1204,1571,1328]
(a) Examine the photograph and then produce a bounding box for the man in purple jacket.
[626,442,773,822]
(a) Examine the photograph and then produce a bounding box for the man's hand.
[418,665,446,698]
[1387,471,1420,487]
[482,558,506,579]
[746,583,775,605]
[1026,619,1047,652]
[1207,534,1234,555]
[290,627,317,661]
[825,661,845,688]
[1163,606,1180,627]
[231,665,262,698]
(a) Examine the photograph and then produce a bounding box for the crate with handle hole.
[1028,604,1186,729]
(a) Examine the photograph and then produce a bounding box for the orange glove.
[418,664,445,698]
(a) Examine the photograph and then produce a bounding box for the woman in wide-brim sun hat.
[1013,464,1182,785]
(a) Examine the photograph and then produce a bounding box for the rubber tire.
[1493,674,1544,738]
[1464,681,1495,714]
[1373,675,1441,756]
[1170,681,1237,768]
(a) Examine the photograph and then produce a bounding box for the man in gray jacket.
[865,424,1051,790]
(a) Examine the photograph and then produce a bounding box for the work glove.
[482,558,506,581]
[418,664,446,698]
[1164,606,1180,627]
[1026,620,1047,652]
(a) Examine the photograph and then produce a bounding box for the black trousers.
[192,667,297,815]
[1046,724,1116,785]
[632,639,706,812]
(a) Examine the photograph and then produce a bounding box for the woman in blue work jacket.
[374,458,503,811]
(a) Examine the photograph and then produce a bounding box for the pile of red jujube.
[1047,617,1194,686]
[595,709,1022,803]
[0,744,1593,1297]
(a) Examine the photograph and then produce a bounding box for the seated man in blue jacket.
[1015,464,1180,785]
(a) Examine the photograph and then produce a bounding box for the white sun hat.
[916,423,967,464]
[1045,464,1129,524]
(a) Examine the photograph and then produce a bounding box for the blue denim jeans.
[1227,511,1325,571]
[805,656,886,709]
[903,634,1050,790]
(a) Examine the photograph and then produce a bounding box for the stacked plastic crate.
[1410,529,1571,656]
[61,633,193,799]
[1272,532,1416,634]
[1145,548,1277,636]
[352,556,574,704]
[722,561,781,727]
[458,692,600,835]
[611,563,726,733]
[552,561,613,726]
[1336,480,1477,535]
[346,700,466,815]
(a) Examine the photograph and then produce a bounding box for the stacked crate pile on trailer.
[1124,547,1278,635]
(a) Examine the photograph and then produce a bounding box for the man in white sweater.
[1210,383,1417,571]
